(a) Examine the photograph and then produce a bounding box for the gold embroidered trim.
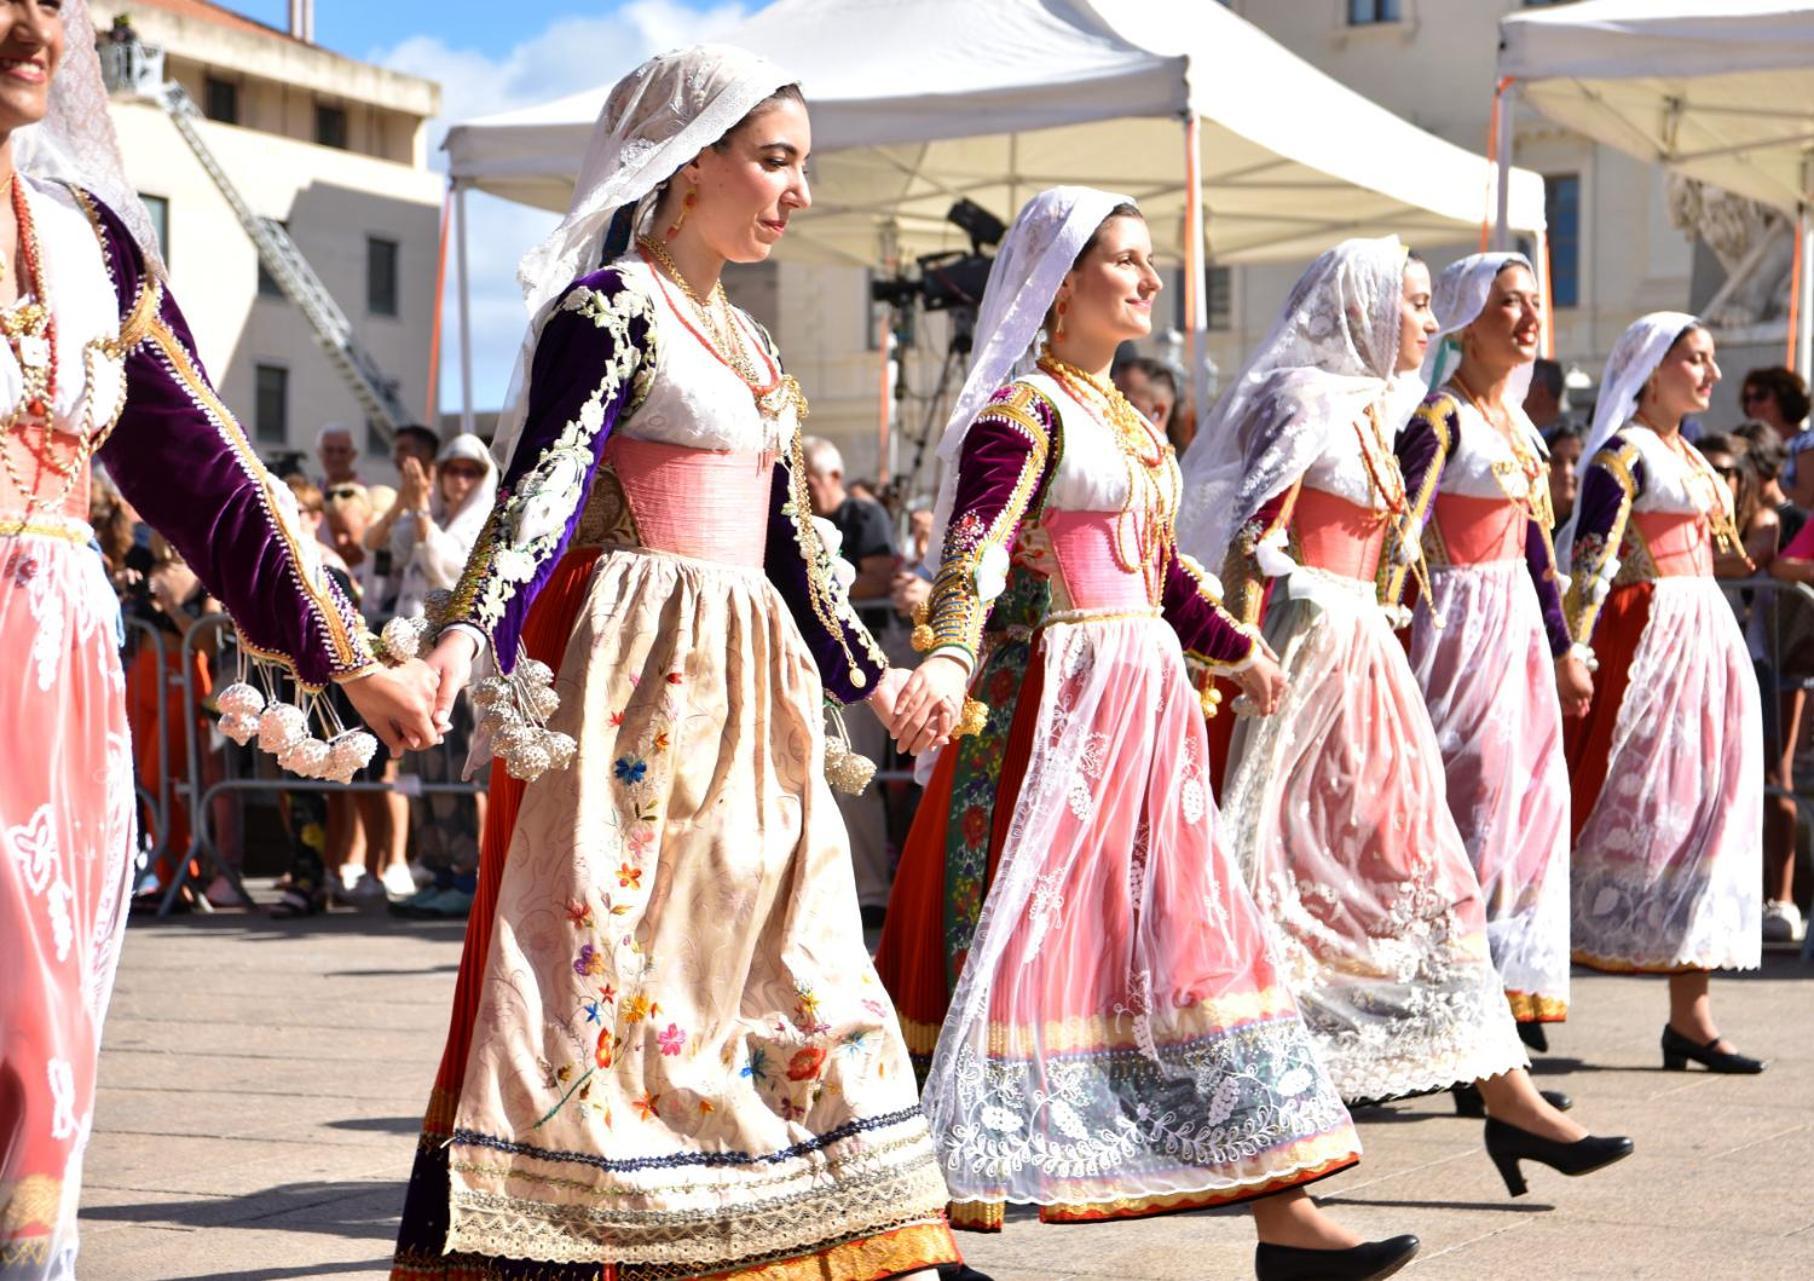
[1562,438,1640,645]
[1379,396,1452,608]
[979,989,1301,1055]
[1222,480,1299,628]
[1505,990,1568,1022]
[782,432,887,694]
[0,1174,62,1235]
[922,382,1055,663]
[689,1220,958,1281]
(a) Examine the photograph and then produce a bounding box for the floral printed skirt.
[1409,562,1571,1023]
[920,614,1359,1226]
[394,544,953,1280]
[1564,578,1761,973]
[1223,568,1527,1103]
[0,525,136,1280]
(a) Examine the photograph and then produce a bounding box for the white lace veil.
[490,44,794,467]
[924,185,1134,565]
[1175,235,1422,571]
[1424,251,1540,424]
[1556,309,1700,563]
[14,0,165,276]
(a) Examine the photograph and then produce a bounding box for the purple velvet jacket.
[85,191,374,689]
[1560,432,1649,648]
[1395,390,1571,657]
[922,381,1255,669]
[444,267,885,704]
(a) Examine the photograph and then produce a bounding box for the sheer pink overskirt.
[923,615,1359,1208]
[1572,577,1762,971]
[1222,568,1527,1101]
[0,527,136,1280]
[1410,561,1570,1019]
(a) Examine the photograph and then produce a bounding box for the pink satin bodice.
[1433,493,1524,565]
[601,435,773,567]
[1040,510,1155,611]
[1292,487,1388,581]
[1632,511,1713,578]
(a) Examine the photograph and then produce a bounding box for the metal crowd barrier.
[153,613,486,918]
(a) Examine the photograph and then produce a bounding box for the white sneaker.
[338,862,367,893]
[1762,900,1805,944]
[381,862,419,899]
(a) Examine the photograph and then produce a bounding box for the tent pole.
[1799,207,1814,382]
[456,181,475,436]
[1183,112,1208,417]
[426,184,451,425]
[1494,82,1515,251]
[1536,227,1554,359]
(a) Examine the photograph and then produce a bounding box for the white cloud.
[370,1,751,417]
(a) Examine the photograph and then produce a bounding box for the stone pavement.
[81,901,1812,1280]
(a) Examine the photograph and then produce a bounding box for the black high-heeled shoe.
[1517,1020,1550,1052]
[1254,1235,1420,1281]
[938,1266,993,1281]
[1661,1024,1765,1074]
[1450,1082,1573,1117]
[1484,1116,1632,1196]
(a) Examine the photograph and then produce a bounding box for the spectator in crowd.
[1544,422,1584,532]
[1694,433,1763,578]
[1113,354,1200,452]
[1524,357,1568,433]
[1732,421,1801,556]
[362,426,441,617]
[120,533,222,909]
[1740,365,1812,436]
[1764,455,1814,945]
[803,435,900,926]
[316,423,362,490]
[381,433,499,922]
[847,476,880,506]
[907,502,934,566]
[321,481,375,607]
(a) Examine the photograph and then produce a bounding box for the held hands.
[1230,650,1287,717]
[1555,653,1594,719]
[885,653,969,755]
[425,629,480,736]
[341,657,442,755]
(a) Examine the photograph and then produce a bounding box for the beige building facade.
[93,0,443,469]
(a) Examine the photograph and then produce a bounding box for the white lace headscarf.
[14,0,165,275]
[924,185,1135,567]
[490,44,794,467]
[1176,236,1424,571]
[1556,310,1701,564]
[1424,251,1541,428]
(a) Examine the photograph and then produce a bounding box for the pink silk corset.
[1,424,91,525]
[1291,487,1388,581]
[1433,493,1524,564]
[1041,510,1154,611]
[595,435,773,567]
[1632,510,1713,578]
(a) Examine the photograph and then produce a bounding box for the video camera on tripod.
[868,198,1006,350]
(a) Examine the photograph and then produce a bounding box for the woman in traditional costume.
[888,186,1418,1281]
[0,3,439,1273]
[392,46,962,1281]
[1558,312,1766,1074]
[1395,253,1574,1096]
[1177,237,1629,1199]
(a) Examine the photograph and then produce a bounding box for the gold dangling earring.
[1054,299,1068,343]
[665,182,697,242]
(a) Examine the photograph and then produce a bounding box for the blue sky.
[232,1,753,414]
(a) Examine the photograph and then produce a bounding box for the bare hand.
[341,658,442,754]
[398,456,430,509]
[1231,652,1287,716]
[425,630,479,734]
[889,653,969,755]
[1555,653,1594,719]
[868,666,908,726]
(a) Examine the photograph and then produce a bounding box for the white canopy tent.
[1498,0,1814,376]
[444,0,1549,424]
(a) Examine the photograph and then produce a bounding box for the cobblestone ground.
[78,899,1812,1280]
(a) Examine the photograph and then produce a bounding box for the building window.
[1206,265,1233,332]
[367,237,399,317]
[1348,0,1402,23]
[203,75,238,124]
[315,103,348,150]
[256,218,287,300]
[139,194,169,264]
[254,364,288,445]
[1544,173,1581,308]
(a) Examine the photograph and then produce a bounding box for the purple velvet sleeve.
[446,269,654,674]
[763,455,887,705]
[1562,432,1647,646]
[1395,393,1455,512]
[1525,519,1571,657]
[86,192,372,687]
[922,385,1059,664]
[1162,550,1255,666]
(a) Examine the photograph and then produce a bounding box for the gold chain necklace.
[1636,413,1744,555]
[1449,373,1548,522]
[1037,349,1177,604]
